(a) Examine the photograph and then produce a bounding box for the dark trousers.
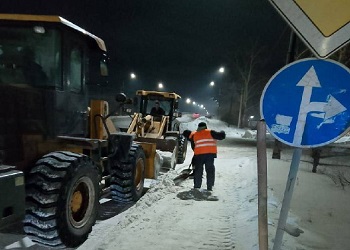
[193,154,215,189]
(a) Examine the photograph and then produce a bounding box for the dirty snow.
[78,115,350,250]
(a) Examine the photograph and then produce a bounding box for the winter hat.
[197,122,207,131]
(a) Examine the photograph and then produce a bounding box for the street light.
[208,66,225,117]
[158,82,164,89]
[122,72,137,92]
[186,98,191,104]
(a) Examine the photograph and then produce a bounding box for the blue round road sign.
[260,58,350,148]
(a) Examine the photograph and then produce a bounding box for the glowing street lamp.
[158,82,164,89]
[210,81,215,87]
[219,67,225,73]
[122,72,137,92]
[186,98,191,104]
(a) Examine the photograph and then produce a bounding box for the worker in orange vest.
[187,122,225,191]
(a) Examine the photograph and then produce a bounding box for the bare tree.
[219,39,285,127]
[294,35,350,65]
[230,42,268,128]
[331,45,350,67]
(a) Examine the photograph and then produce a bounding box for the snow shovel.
[173,164,194,186]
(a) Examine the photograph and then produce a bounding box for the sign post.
[257,120,268,250]
[266,2,350,247]
[260,58,350,249]
[273,148,302,250]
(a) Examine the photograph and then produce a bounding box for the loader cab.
[136,90,181,130]
[0,15,108,136]
[0,14,108,166]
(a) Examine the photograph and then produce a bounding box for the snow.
[79,115,350,250]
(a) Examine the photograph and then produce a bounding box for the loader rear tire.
[111,143,145,203]
[177,135,188,164]
[24,151,99,248]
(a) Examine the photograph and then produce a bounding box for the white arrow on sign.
[324,96,347,120]
[293,66,347,145]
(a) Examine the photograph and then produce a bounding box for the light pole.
[210,66,225,117]
[121,72,137,93]
[218,67,225,97]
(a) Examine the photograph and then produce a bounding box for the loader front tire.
[111,143,145,203]
[24,151,99,248]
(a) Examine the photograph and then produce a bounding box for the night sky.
[1,0,290,114]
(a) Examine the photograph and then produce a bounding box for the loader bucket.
[135,137,177,170]
[134,137,177,152]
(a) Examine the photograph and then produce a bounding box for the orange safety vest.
[189,129,217,155]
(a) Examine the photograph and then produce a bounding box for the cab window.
[0,26,61,88]
[69,47,82,92]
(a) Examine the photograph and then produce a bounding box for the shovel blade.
[180,168,192,175]
[173,172,192,185]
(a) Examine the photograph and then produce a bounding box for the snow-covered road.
[3,116,350,249]
[79,142,262,250]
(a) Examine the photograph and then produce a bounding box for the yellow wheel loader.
[126,90,188,172]
[0,14,162,248]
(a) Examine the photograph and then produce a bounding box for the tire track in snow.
[227,155,260,249]
[195,156,245,250]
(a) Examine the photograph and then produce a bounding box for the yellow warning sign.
[294,0,350,37]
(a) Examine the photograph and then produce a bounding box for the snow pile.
[114,170,179,228]
[242,129,256,139]
[180,115,247,138]
[84,169,182,249]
